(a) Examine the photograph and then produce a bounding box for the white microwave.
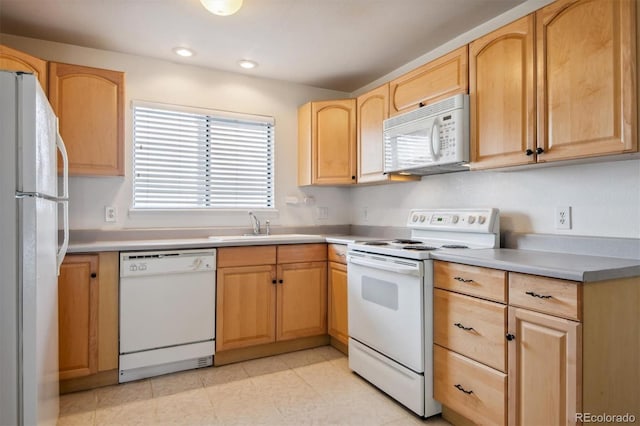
[383,94,469,175]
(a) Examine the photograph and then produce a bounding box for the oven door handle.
[348,256,421,276]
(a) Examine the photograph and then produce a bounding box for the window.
[132,102,274,209]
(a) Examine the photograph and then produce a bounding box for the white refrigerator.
[0,71,69,426]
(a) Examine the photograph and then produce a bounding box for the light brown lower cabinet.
[58,252,119,392]
[216,244,327,352]
[434,260,639,426]
[327,243,348,347]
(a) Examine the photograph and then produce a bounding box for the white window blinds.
[132,103,274,209]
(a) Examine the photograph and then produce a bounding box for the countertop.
[431,248,640,282]
[67,234,640,283]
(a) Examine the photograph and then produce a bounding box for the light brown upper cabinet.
[356,84,418,184]
[298,99,356,185]
[389,46,468,117]
[0,45,48,91]
[49,62,125,176]
[536,0,637,162]
[469,16,536,170]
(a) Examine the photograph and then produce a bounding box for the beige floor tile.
[155,389,214,421]
[59,389,97,416]
[200,363,248,387]
[327,390,410,426]
[238,355,289,377]
[94,399,157,426]
[151,369,204,397]
[96,379,153,408]
[294,361,374,400]
[57,411,95,426]
[276,348,329,369]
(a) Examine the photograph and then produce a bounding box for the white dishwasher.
[119,249,216,383]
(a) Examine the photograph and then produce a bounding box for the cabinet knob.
[536,147,545,155]
[90,272,97,279]
[278,279,283,284]
[506,333,516,341]
[351,176,356,180]
[525,149,534,156]
[272,279,277,284]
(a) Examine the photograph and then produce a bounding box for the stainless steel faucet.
[248,211,260,235]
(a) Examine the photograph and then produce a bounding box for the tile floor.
[57,346,451,426]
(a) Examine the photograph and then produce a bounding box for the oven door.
[347,251,425,372]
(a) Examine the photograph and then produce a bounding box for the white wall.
[349,159,640,239]
[2,34,352,230]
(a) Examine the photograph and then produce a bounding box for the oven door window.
[362,276,398,310]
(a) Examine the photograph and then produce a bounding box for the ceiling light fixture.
[238,59,258,69]
[173,47,195,57]
[200,0,243,16]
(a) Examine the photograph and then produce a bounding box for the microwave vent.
[384,94,464,130]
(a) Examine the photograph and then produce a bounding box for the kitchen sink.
[207,233,322,242]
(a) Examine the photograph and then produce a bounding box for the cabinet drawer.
[509,273,581,321]
[217,246,277,268]
[434,261,507,303]
[434,289,507,372]
[328,244,347,264]
[277,244,327,263]
[434,345,507,425]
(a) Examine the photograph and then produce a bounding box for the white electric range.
[346,208,500,417]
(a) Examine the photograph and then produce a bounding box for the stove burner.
[403,245,437,251]
[392,239,422,244]
[441,244,469,249]
[362,241,389,246]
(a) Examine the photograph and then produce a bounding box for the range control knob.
[412,214,419,223]
[419,215,426,223]
[451,215,459,224]
[467,215,476,224]
[478,216,486,225]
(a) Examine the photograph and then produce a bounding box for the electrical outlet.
[105,206,117,223]
[316,206,328,220]
[555,206,571,230]
[362,207,369,223]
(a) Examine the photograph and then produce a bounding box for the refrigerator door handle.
[56,124,69,275]
[56,121,69,200]
[57,200,69,275]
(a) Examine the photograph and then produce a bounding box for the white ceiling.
[0,0,525,92]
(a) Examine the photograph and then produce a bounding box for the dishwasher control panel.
[120,249,216,277]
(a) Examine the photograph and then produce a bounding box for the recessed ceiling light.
[238,59,258,69]
[173,47,195,57]
[200,0,243,16]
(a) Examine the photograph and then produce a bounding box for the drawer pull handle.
[337,253,346,257]
[454,322,475,332]
[453,276,474,283]
[506,333,516,341]
[454,384,473,395]
[525,291,553,299]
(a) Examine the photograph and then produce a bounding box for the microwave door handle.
[430,119,441,160]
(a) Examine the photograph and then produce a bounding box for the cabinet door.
[58,254,99,380]
[276,261,327,341]
[48,62,125,176]
[508,307,581,426]
[357,84,389,183]
[470,16,536,170]
[389,46,468,116]
[311,99,356,185]
[0,45,48,91]
[536,0,637,161]
[328,261,348,345]
[216,265,277,351]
